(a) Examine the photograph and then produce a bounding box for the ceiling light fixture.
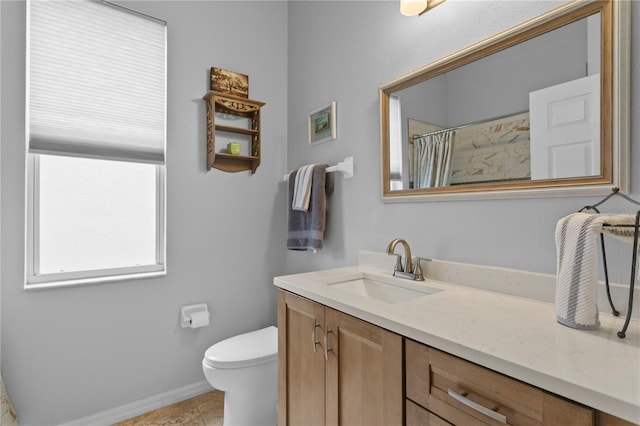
[400,0,428,16]
[401,0,446,16]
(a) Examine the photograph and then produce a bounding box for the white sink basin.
[327,276,441,304]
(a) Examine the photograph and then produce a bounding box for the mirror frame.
[380,0,630,201]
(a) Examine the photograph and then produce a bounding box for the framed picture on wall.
[210,67,249,98]
[308,101,337,145]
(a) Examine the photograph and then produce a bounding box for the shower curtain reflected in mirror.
[412,129,454,188]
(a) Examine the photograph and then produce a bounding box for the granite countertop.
[273,256,640,424]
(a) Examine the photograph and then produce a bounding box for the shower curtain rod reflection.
[412,110,529,139]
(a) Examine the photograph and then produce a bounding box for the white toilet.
[202,326,278,426]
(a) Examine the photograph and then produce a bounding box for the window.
[26,0,166,288]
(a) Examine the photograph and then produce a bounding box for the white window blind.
[27,0,166,164]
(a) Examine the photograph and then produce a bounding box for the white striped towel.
[555,212,637,329]
[292,164,316,211]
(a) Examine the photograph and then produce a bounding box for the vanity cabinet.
[597,413,638,426]
[277,290,403,426]
[202,91,265,173]
[405,339,595,426]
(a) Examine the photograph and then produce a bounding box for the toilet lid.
[203,326,278,369]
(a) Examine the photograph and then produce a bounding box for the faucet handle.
[412,257,431,281]
[390,253,404,273]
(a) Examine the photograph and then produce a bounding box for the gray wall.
[1,1,287,424]
[285,1,638,281]
[1,0,638,424]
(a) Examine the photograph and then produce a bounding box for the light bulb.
[400,0,428,16]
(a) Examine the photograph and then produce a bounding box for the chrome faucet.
[386,238,426,281]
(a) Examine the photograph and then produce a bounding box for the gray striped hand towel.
[555,212,637,329]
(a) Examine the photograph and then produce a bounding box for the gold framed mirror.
[380,0,629,201]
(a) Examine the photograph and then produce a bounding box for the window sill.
[25,269,166,291]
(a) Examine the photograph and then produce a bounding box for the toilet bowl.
[202,326,278,426]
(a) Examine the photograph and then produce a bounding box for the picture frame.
[210,67,249,98]
[308,101,337,145]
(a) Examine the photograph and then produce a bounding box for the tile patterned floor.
[113,390,224,426]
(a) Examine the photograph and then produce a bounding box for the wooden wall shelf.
[203,91,265,174]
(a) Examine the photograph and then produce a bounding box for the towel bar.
[284,156,354,181]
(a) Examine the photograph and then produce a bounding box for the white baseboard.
[57,380,212,426]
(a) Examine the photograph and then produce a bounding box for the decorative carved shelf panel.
[203,91,265,174]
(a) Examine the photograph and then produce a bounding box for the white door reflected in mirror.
[530,73,600,180]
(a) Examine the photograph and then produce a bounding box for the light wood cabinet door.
[325,307,403,426]
[278,290,403,426]
[278,291,326,426]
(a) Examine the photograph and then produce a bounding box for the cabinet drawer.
[406,339,594,426]
[597,412,639,426]
[406,399,453,425]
